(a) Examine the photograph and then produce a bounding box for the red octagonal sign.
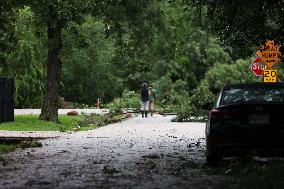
[251,57,267,76]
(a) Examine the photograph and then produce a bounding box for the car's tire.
[206,153,221,166]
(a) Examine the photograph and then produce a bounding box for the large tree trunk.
[39,23,62,123]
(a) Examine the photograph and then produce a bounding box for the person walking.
[140,83,150,118]
[149,83,157,116]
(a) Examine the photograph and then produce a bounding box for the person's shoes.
[145,111,148,117]
[142,111,144,118]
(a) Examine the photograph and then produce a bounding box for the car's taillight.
[209,109,237,119]
[209,109,222,118]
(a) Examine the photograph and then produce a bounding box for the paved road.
[0,115,226,189]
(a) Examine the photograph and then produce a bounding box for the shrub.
[20,140,43,149]
[107,90,140,115]
[173,58,259,122]
[78,114,111,127]
[156,91,190,114]
[58,97,96,109]
[107,98,124,115]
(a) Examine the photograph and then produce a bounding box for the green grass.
[0,115,98,131]
[0,144,18,154]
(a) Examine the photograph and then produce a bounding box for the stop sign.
[251,57,267,76]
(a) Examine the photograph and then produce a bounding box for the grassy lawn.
[0,144,18,155]
[0,114,129,154]
[0,115,97,131]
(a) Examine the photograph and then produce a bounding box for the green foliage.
[0,139,42,155]
[149,1,232,109]
[155,77,189,114]
[185,0,284,58]
[0,144,18,155]
[2,0,277,122]
[78,114,111,127]
[20,140,43,149]
[121,90,141,109]
[107,89,140,115]
[172,85,213,122]
[78,113,131,127]
[24,0,90,27]
[61,16,122,104]
[0,115,82,131]
[203,58,260,92]
[107,98,124,115]
[174,58,260,122]
[58,97,96,109]
[5,7,46,108]
[0,1,16,70]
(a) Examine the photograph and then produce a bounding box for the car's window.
[220,86,284,106]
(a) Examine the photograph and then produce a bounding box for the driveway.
[0,115,227,189]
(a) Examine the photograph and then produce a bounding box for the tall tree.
[21,0,88,122]
[6,7,46,108]
[19,0,161,122]
[184,0,284,58]
[0,0,16,74]
[61,16,120,104]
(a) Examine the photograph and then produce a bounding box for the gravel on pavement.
[0,114,228,189]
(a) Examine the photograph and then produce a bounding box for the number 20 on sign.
[263,70,277,83]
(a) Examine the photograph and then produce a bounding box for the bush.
[173,82,215,122]
[171,91,210,122]
[107,98,124,115]
[20,140,43,149]
[173,58,260,122]
[172,102,208,122]
[78,114,111,127]
[107,90,140,115]
[58,97,96,109]
[157,94,188,114]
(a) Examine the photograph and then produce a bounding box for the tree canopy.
[184,0,284,58]
[1,0,283,122]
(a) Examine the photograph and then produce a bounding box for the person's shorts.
[149,101,155,109]
[141,101,149,111]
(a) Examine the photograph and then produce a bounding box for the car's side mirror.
[202,102,213,110]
